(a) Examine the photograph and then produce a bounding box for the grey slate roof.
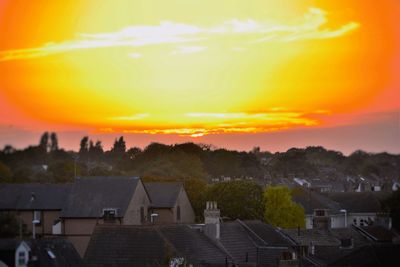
[61,176,140,218]
[0,183,71,210]
[84,224,229,267]
[329,244,400,267]
[218,220,297,267]
[324,192,383,213]
[0,238,85,267]
[283,227,371,265]
[241,220,295,247]
[292,187,342,215]
[144,182,183,208]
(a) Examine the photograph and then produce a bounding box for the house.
[291,187,346,229]
[144,182,195,224]
[0,184,71,237]
[84,201,299,267]
[0,238,84,267]
[84,224,229,267]
[324,192,390,228]
[283,227,370,266]
[282,223,400,266]
[328,243,400,267]
[60,176,151,256]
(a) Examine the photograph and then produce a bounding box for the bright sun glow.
[0,0,398,138]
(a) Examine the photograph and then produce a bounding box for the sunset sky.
[0,0,399,154]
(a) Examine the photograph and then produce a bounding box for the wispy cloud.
[129,53,142,58]
[171,46,207,55]
[98,110,323,137]
[0,7,359,61]
[108,113,149,121]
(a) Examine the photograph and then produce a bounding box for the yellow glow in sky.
[0,0,398,138]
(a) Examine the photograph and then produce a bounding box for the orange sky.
[0,0,399,153]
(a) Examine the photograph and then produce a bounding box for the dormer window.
[18,251,26,265]
[102,208,117,222]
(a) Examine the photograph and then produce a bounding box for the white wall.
[330,214,346,228]
[305,215,313,229]
[348,213,377,227]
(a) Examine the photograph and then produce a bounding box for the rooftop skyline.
[0,0,399,153]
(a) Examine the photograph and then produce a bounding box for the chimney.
[204,201,220,240]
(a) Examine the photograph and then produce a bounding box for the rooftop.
[61,176,140,218]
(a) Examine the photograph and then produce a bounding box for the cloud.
[0,7,359,61]
[171,46,207,55]
[97,110,323,137]
[108,113,149,121]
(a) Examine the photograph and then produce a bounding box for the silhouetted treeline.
[0,132,399,185]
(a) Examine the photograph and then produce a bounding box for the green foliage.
[382,190,400,231]
[48,160,75,183]
[206,180,264,220]
[0,161,12,183]
[0,213,26,238]
[264,186,305,228]
[183,178,208,222]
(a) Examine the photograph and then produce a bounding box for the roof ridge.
[236,219,269,246]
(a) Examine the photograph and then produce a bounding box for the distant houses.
[1,177,399,266]
[0,183,71,237]
[0,177,195,256]
[291,186,392,230]
[84,202,299,267]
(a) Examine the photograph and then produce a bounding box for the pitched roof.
[357,225,398,242]
[283,227,371,265]
[292,187,342,215]
[324,192,383,213]
[283,227,368,247]
[0,183,71,210]
[0,238,85,267]
[159,225,229,265]
[240,220,295,247]
[84,224,229,267]
[218,220,296,266]
[61,176,140,218]
[329,244,400,267]
[144,182,183,208]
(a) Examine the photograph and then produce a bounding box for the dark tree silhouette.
[39,132,49,152]
[111,136,126,155]
[50,132,59,152]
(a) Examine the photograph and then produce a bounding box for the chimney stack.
[204,201,220,240]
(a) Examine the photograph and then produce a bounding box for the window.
[102,208,117,222]
[140,207,145,223]
[353,218,357,225]
[315,210,326,216]
[177,206,181,221]
[18,251,26,265]
[33,210,41,224]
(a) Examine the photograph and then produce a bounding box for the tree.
[111,136,126,155]
[206,180,264,220]
[79,136,89,155]
[48,160,75,183]
[264,186,305,228]
[0,213,26,238]
[39,132,49,152]
[382,190,400,231]
[183,178,208,222]
[50,132,59,152]
[89,140,104,160]
[0,161,12,183]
